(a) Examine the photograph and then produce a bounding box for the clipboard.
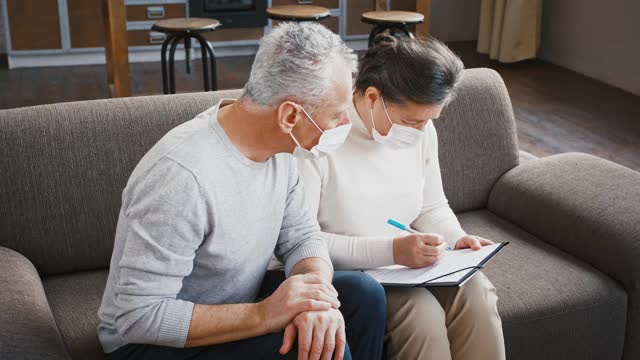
[364,242,509,287]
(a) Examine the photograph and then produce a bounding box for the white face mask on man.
[370,96,424,149]
[290,106,352,160]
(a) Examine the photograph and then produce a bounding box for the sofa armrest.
[487,152,640,359]
[0,246,70,360]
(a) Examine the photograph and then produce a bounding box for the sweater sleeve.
[274,158,333,276]
[114,158,206,348]
[411,122,468,247]
[296,157,396,271]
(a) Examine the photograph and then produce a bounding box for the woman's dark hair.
[355,34,464,105]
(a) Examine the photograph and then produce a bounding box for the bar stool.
[151,18,221,94]
[266,5,330,22]
[361,11,424,47]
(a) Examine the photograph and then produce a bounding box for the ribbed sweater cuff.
[157,299,195,348]
[366,236,396,268]
[284,241,333,277]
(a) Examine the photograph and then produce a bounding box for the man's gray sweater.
[97,100,332,353]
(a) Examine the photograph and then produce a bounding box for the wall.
[429,0,481,42]
[539,0,640,96]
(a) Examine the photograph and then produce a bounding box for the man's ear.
[276,101,300,134]
[364,86,381,109]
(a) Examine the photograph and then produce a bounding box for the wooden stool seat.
[266,5,331,22]
[151,17,220,94]
[361,11,424,25]
[361,10,424,48]
[151,17,221,34]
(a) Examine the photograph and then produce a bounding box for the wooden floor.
[1,41,639,171]
[451,42,640,172]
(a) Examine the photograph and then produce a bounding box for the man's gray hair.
[242,22,358,108]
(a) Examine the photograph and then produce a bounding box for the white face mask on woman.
[290,106,352,160]
[370,96,424,149]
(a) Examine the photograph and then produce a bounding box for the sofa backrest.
[0,90,240,275]
[0,69,518,276]
[435,68,520,212]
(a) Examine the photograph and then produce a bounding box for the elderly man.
[97,22,386,360]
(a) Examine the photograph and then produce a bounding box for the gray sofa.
[1,68,638,360]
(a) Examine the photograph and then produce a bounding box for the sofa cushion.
[42,270,109,360]
[459,210,627,360]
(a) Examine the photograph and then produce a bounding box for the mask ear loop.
[370,105,377,132]
[299,106,324,134]
[370,96,386,134]
[290,104,322,149]
[380,96,395,126]
[289,132,302,147]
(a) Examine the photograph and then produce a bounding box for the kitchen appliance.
[189,0,268,28]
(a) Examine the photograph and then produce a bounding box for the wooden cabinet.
[345,0,374,36]
[126,4,186,22]
[127,30,168,46]
[318,15,339,34]
[391,0,417,12]
[4,0,426,68]
[67,1,188,49]
[6,0,62,50]
[67,0,106,48]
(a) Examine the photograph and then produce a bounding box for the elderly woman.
[295,34,506,360]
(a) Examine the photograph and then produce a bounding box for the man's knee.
[333,271,386,313]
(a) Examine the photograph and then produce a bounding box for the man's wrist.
[290,257,333,280]
[252,302,271,334]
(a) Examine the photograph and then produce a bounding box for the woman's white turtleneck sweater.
[271,101,468,271]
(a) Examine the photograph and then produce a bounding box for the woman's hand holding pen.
[393,233,448,268]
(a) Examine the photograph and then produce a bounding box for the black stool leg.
[168,33,187,94]
[194,33,217,91]
[185,36,191,74]
[160,33,177,95]
[191,34,210,91]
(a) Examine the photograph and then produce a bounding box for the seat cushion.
[459,210,627,360]
[40,211,628,360]
[42,270,109,360]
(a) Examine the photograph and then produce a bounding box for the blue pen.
[387,218,454,250]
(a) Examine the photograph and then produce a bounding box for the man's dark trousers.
[105,271,387,360]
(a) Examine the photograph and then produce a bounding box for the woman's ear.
[276,101,300,134]
[364,86,381,109]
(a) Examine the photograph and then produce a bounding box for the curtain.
[478,0,543,63]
